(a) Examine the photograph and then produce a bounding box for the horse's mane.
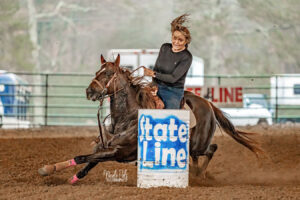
[120,67,156,109]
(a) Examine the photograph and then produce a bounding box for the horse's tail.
[209,102,264,157]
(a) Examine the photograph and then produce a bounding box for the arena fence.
[0,72,299,127]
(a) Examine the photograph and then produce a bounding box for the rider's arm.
[155,56,192,84]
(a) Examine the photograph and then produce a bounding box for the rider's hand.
[143,67,156,77]
[151,86,158,96]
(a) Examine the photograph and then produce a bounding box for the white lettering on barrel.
[178,124,187,143]
[139,116,145,141]
[162,148,176,166]
[155,142,161,165]
[168,118,178,142]
[154,124,167,142]
[143,141,148,162]
[177,148,187,168]
[145,117,153,141]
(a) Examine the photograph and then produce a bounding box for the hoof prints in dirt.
[0,126,299,199]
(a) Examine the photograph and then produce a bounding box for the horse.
[38,54,263,184]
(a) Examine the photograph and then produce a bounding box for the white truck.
[221,94,273,126]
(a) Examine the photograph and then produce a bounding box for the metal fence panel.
[0,72,299,128]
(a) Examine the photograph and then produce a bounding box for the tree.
[0,0,33,71]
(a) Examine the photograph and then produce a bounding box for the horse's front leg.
[69,162,98,184]
[38,148,117,183]
[38,159,77,176]
[69,148,118,184]
[73,148,117,164]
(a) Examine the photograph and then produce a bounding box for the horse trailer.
[271,74,300,123]
[0,71,31,128]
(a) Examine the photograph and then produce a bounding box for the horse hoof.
[38,167,48,176]
[68,175,79,185]
[38,165,55,176]
[198,172,206,179]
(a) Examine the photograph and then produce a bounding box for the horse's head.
[86,54,122,101]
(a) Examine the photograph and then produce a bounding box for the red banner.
[185,87,243,107]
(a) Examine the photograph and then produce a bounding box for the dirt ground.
[0,125,300,200]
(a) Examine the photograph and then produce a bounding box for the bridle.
[91,63,124,101]
[91,62,126,149]
[90,64,146,149]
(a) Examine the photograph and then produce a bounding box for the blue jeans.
[157,84,184,109]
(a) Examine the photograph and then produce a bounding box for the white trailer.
[270,74,300,123]
[107,49,204,87]
[271,74,300,106]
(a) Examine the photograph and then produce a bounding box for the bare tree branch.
[36,1,96,19]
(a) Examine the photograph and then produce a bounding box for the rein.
[92,64,147,147]
[129,66,145,75]
[97,99,106,149]
[93,65,126,148]
[92,68,125,101]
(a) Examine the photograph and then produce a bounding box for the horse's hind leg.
[198,144,218,178]
[190,156,200,176]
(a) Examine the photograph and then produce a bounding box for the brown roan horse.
[38,55,263,184]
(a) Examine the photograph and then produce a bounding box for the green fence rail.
[0,72,299,127]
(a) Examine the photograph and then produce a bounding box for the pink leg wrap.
[69,159,77,166]
[70,174,79,184]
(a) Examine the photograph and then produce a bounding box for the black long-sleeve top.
[153,43,193,88]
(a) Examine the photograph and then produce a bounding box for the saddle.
[153,95,197,128]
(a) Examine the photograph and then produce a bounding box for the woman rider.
[144,14,193,109]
